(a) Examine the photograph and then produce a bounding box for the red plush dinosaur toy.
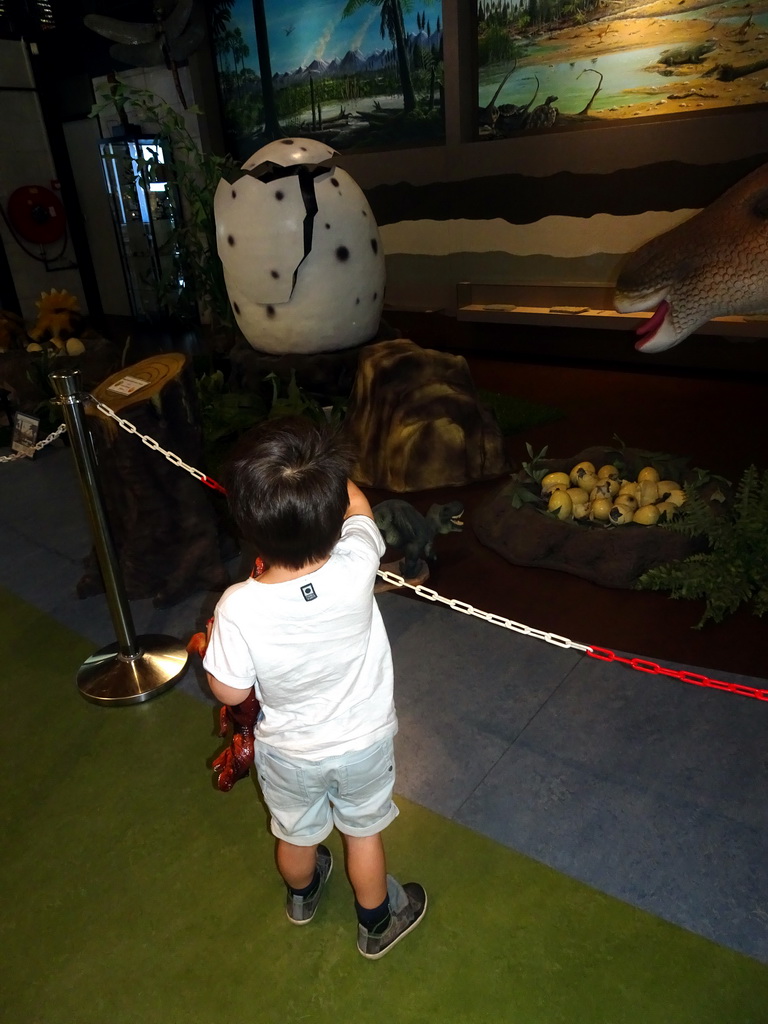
[187,618,260,793]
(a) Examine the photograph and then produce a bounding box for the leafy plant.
[27,348,65,432]
[196,369,266,442]
[635,465,768,628]
[265,371,347,425]
[91,80,238,337]
[520,442,550,483]
[498,443,550,509]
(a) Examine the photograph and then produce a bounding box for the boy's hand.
[187,617,213,658]
[346,479,374,520]
[212,687,260,792]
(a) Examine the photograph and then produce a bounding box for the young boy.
[203,415,426,959]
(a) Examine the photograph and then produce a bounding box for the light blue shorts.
[254,736,399,847]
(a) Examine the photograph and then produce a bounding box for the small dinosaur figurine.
[373,499,464,579]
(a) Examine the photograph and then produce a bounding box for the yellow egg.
[666,489,687,507]
[548,489,573,520]
[566,487,590,504]
[657,480,682,500]
[569,461,596,487]
[639,480,659,506]
[609,503,634,525]
[593,478,619,499]
[572,502,590,521]
[633,504,660,525]
[589,497,612,521]
[618,480,640,499]
[597,464,620,480]
[541,471,571,495]
[617,493,638,511]
[637,466,660,483]
[655,501,679,523]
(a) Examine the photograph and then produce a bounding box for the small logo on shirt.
[301,583,317,602]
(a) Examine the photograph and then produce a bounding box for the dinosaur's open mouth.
[634,299,670,350]
[451,512,464,530]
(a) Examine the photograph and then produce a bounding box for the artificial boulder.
[344,339,508,491]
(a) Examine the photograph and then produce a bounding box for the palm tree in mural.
[209,0,235,41]
[342,0,417,113]
[209,0,236,76]
[231,26,250,99]
[252,0,282,138]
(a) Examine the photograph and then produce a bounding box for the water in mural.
[210,0,444,157]
[477,0,768,137]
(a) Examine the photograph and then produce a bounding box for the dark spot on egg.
[271,269,280,279]
[231,189,237,199]
[355,297,360,305]
[362,209,367,217]
[373,292,378,301]
[336,246,350,261]
[331,178,339,187]
[301,146,307,152]
[370,239,378,254]
[325,223,331,229]
[266,305,275,317]
[281,139,293,145]
[227,235,235,246]
[233,302,240,315]
[275,190,284,200]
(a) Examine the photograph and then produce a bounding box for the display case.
[99,134,186,318]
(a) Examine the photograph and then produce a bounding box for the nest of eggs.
[473,446,708,589]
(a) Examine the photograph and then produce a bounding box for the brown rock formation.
[344,339,508,492]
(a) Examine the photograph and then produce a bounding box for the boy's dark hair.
[223,415,352,570]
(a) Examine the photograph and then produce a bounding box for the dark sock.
[290,868,320,899]
[356,896,391,934]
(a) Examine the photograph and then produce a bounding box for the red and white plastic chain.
[86,394,226,493]
[86,394,768,703]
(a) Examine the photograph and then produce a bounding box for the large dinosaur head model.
[614,163,768,353]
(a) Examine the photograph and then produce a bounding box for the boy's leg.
[343,832,427,959]
[276,839,318,890]
[343,833,388,909]
[277,839,334,926]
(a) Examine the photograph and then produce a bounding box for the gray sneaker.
[286,844,333,925]
[357,875,427,959]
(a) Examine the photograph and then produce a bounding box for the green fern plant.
[635,465,768,628]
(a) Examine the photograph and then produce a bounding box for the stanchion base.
[77,634,189,706]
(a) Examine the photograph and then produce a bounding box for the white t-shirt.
[203,515,396,759]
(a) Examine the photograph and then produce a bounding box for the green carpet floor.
[2,588,767,1024]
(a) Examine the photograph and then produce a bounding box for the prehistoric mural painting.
[209,0,445,158]
[477,0,768,137]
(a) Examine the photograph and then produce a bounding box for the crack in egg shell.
[214,140,386,355]
[214,175,304,305]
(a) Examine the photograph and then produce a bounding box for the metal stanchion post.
[50,369,188,706]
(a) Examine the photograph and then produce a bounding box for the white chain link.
[83,394,592,656]
[0,422,68,463]
[86,394,213,486]
[375,569,592,654]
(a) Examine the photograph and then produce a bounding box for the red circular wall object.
[7,185,67,245]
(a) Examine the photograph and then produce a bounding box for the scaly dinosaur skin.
[373,499,464,578]
[614,163,768,352]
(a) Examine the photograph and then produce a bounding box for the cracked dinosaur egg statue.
[214,138,385,354]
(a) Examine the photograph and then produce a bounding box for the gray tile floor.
[3,442,767,962]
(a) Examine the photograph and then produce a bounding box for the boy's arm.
[345,479,374,520]
[207,672,253,707]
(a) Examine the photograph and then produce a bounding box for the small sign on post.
[11,412,40,458]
